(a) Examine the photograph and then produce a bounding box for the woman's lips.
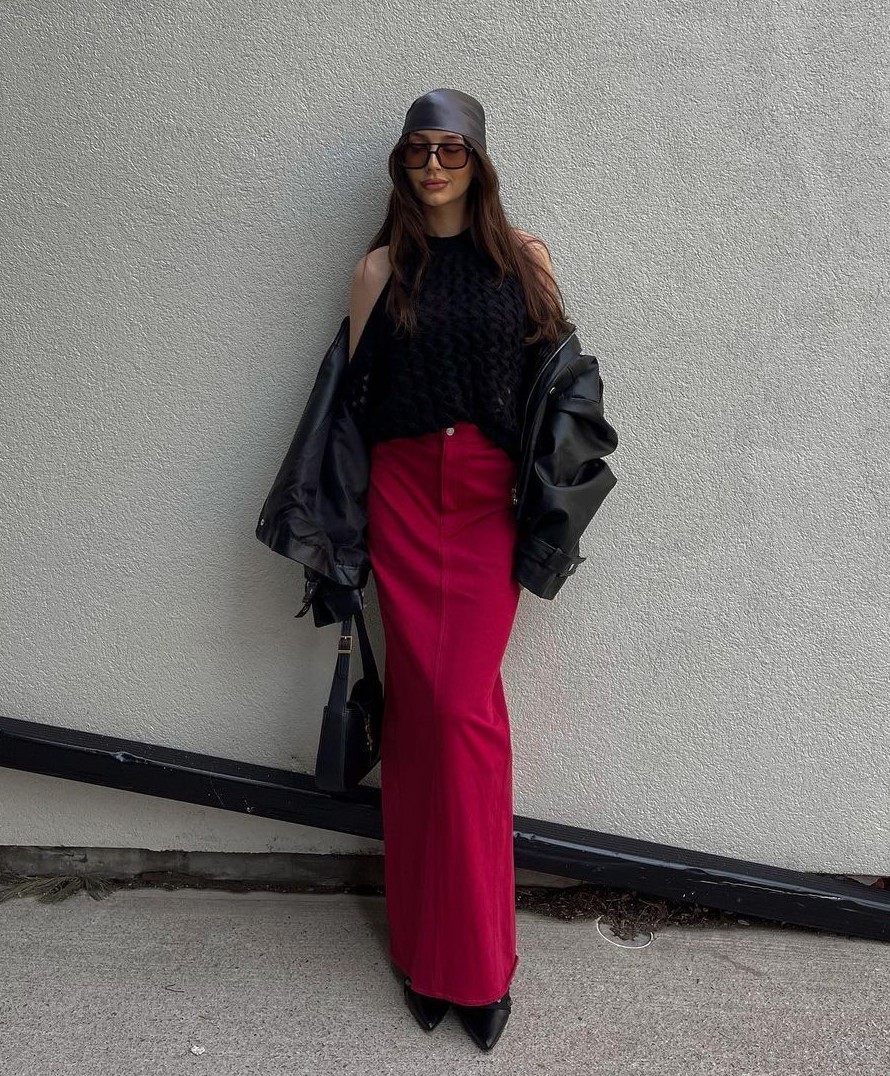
[422,180,447,189]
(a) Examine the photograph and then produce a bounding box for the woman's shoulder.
[512,229,559,303]
[352,245,392,296]
[512,228,553,267]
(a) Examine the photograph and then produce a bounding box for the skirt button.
[445,426,455,435]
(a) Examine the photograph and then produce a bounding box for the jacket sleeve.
[295,565,366,628]
[255,320,373,626]
[514,354,619,599]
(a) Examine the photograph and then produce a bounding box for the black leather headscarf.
[400,87,487,150]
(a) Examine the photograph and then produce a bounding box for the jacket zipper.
[513,329,578,511]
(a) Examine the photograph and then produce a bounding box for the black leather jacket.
[256,314,619,625]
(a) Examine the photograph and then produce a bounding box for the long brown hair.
[364,133,573,347]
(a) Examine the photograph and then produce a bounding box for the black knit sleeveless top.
[341,227,536,462]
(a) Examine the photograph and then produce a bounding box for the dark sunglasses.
[397,140,475,169]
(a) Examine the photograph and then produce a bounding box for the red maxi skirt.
[367,420,522,1005]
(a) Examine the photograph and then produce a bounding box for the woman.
[341,88,574,1053]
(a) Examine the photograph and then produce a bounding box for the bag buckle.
[338,633,353,654]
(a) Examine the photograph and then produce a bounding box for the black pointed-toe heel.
[403,976,451,1031]
[454,990,512,1051]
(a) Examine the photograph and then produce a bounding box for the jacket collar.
[521,322,580,427]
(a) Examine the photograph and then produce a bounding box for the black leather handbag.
[314,609,384,792]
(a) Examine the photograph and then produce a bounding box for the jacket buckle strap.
[295,571,323,618]
[524,534,585,578]
[542,548,581,577]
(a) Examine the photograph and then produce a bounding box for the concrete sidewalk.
[0,888,886,1073]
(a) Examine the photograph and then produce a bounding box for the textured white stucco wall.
[1,2,888,871]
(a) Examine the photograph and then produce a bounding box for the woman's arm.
[349,247,391,361]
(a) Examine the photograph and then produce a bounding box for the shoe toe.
[455,992,512,1051]
[403,977,450,1031]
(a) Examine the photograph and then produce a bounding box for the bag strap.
[325,609,381,716]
